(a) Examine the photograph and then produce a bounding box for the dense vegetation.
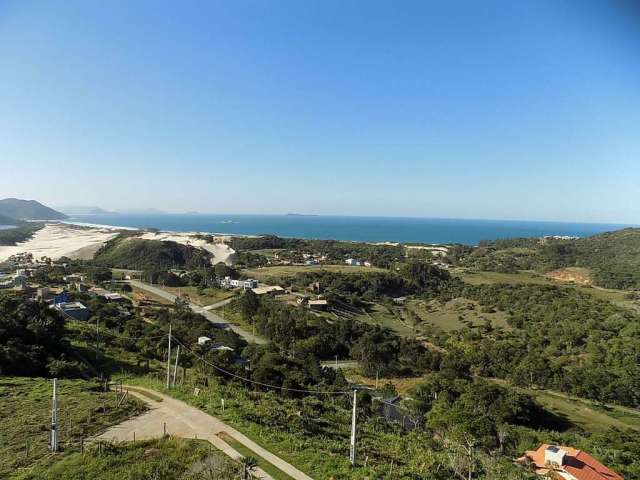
[455,228,640,289]
[437,282,640,407]
[93,237,211,271]
[230,234,404,268]
[0,222,42,246]
[284,261,451,306]
[0,295,82,377]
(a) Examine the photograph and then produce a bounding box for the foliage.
[93,237,211,271]
[456,228,640,289]
[0,295,69,376]
[0,222,42,246]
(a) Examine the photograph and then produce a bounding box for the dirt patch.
[546,268,592,286]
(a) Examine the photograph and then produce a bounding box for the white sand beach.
[139,232,236,265]
[0,223,119,262]
[0,223,236,265]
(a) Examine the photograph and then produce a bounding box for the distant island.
[286,213,319,217]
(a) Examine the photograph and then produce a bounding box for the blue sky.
[1,1,638,223]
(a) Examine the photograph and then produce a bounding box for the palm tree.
[240,455,258,479]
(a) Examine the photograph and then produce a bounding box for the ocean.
[65,214,632,246]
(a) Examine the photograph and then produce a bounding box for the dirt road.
[97,386,314,480]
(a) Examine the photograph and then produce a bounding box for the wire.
[170,335,351,396]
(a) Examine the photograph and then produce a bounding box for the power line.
[170,335,351,396]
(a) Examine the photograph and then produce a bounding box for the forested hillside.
[455,228,640,289]
[93,236,211,270]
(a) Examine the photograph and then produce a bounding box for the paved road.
[128,280,266,344]
[97,386,314,480]
[203,297,235,311]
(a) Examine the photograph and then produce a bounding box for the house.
[36,287,52,301]
[220,277,259,290]
[307,299,328,311]
[518,444,624,480]
[198,336,212,345]
[345,258,363,266]
[251,285,285,296]
[88,287,125,303]
[52,302,90,321]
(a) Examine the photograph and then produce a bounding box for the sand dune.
[139,232,235,265]
[0,223,119,262]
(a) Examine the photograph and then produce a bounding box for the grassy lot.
[247,248,286,258]
[157,285,235,306]
[0,377,146,478]
[456,269,555,286]
[14,437,240,480]
[408,297,510,332]
[489,379,640,434]
[218,432,296,480]
[241,264,386,282]
[355,298,509,337]
[356,303,418,337]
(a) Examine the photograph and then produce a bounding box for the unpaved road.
[97,386,314,480]
[128,280,267,344]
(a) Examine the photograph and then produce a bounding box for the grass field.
[14,437,239,480]
[0,377,146,478]
[489,379,640,434]
[355,297,509,337]
[241,264,386,282]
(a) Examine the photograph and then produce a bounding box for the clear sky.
[1,1,639,223]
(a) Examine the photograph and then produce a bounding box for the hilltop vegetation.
[93,236,211,271]
[0,198,67,220]
[0,222,43,246]
[452,228,640,289]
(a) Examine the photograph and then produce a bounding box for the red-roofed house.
[518,444,623,480]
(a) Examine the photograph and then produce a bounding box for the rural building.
[88,287,125,303]
[220,277,259,290]
[344,258,363,266]
[307,299,328,311]
[517,444,623,480]
[198,336,212,345]
[52,302,90,321]
[251,285,285,296]
[36,287,52,301]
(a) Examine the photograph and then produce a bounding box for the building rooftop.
[520,444,624,480]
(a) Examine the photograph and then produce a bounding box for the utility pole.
[166,324,172,388]
[172,344,180,387]
[350,388,357,466]
[95,317,99,360]
[50,378,58,452]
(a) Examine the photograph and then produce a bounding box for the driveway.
[97,386,314,480]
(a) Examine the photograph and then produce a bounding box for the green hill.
[458,228,640,289]
[93,237,211,270]
[0,198,67,220]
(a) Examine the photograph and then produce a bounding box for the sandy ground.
[0,223,119,262]
[139,232,235,265]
